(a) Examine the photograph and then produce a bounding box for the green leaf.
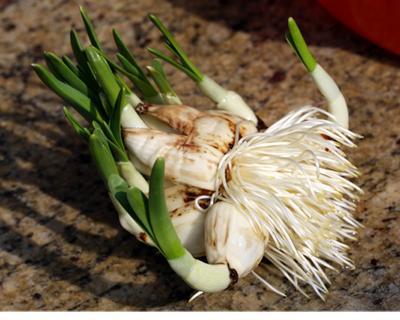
[148,14,203,82]
[147,47,198,82]
[148,158,185,260]
[80,6,103,51]
[113,29,148,81]
[147,59,178,97]
[63,107,91,140]
[107,174,132,219]
[70,29,101,91]
[70,29,88,70]
[116,53,141,77]
[89,127,119,183]
[32,63,102,123]
[286,17,317,72]
[92,121,128,162]
[126,187,157,245]
[116,54,159,98]
[62,55,80,75]
[108,173,129,195]
[107,176,159,249]
[109,88,125,150]
[85,46,121,114]
[44,52,90,96]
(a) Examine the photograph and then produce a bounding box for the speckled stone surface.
[0,0,399,311]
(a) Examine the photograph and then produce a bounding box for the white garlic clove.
[124,128,223,190]
[190,115,235,153]
[165,184,209,212]
[207,110,258,137]
[205,201,266,277]
[171,203,206,257]
[137,104,204,135]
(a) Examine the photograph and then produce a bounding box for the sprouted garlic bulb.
[32,6,362,299]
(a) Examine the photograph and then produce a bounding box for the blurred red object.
[318,0,400,55]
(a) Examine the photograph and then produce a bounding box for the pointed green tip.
[79,5,86,15]
[287,17,301,36]
[31,63,45,74]
[112,28,122,43]
[148,14,163,28]
[286,16,317,73]
[43,51,56,59]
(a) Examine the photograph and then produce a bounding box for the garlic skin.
[205,201,266,277]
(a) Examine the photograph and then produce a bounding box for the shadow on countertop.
[0,114,192,309]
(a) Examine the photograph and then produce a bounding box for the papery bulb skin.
[205,201,266,277]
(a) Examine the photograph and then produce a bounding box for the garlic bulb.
[205,201,266,277]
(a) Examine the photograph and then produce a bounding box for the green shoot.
[80,6,103,51]
[107,175,159,250]
[147,47,198,82]
[113,29,148,82]
[109,88,126,151]
[92,121,128,162]
[116,54,159,98]
[286,17,317,72]
[148,158,185,260]
[126,188,158,246]
[147,59,179,99]
[63,107,91,141]
[85,46,122,114]
[89,125,119,183]
[112,30,161,100]
[31,63,102,123]
[62,55,80,75]
[147,14,204,82]
[70,29,101,92]
[44,52,90,96]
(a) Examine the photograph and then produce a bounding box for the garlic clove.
[137,104,204,135]
[123,128,185,165]
[124,128,223,190]
[190,115,235,153]
[171,203,206,257]
[205,201,266,277]
[165,184,209,212]
[207,110,258,137]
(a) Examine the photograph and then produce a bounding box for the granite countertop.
[1,0,399,311]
